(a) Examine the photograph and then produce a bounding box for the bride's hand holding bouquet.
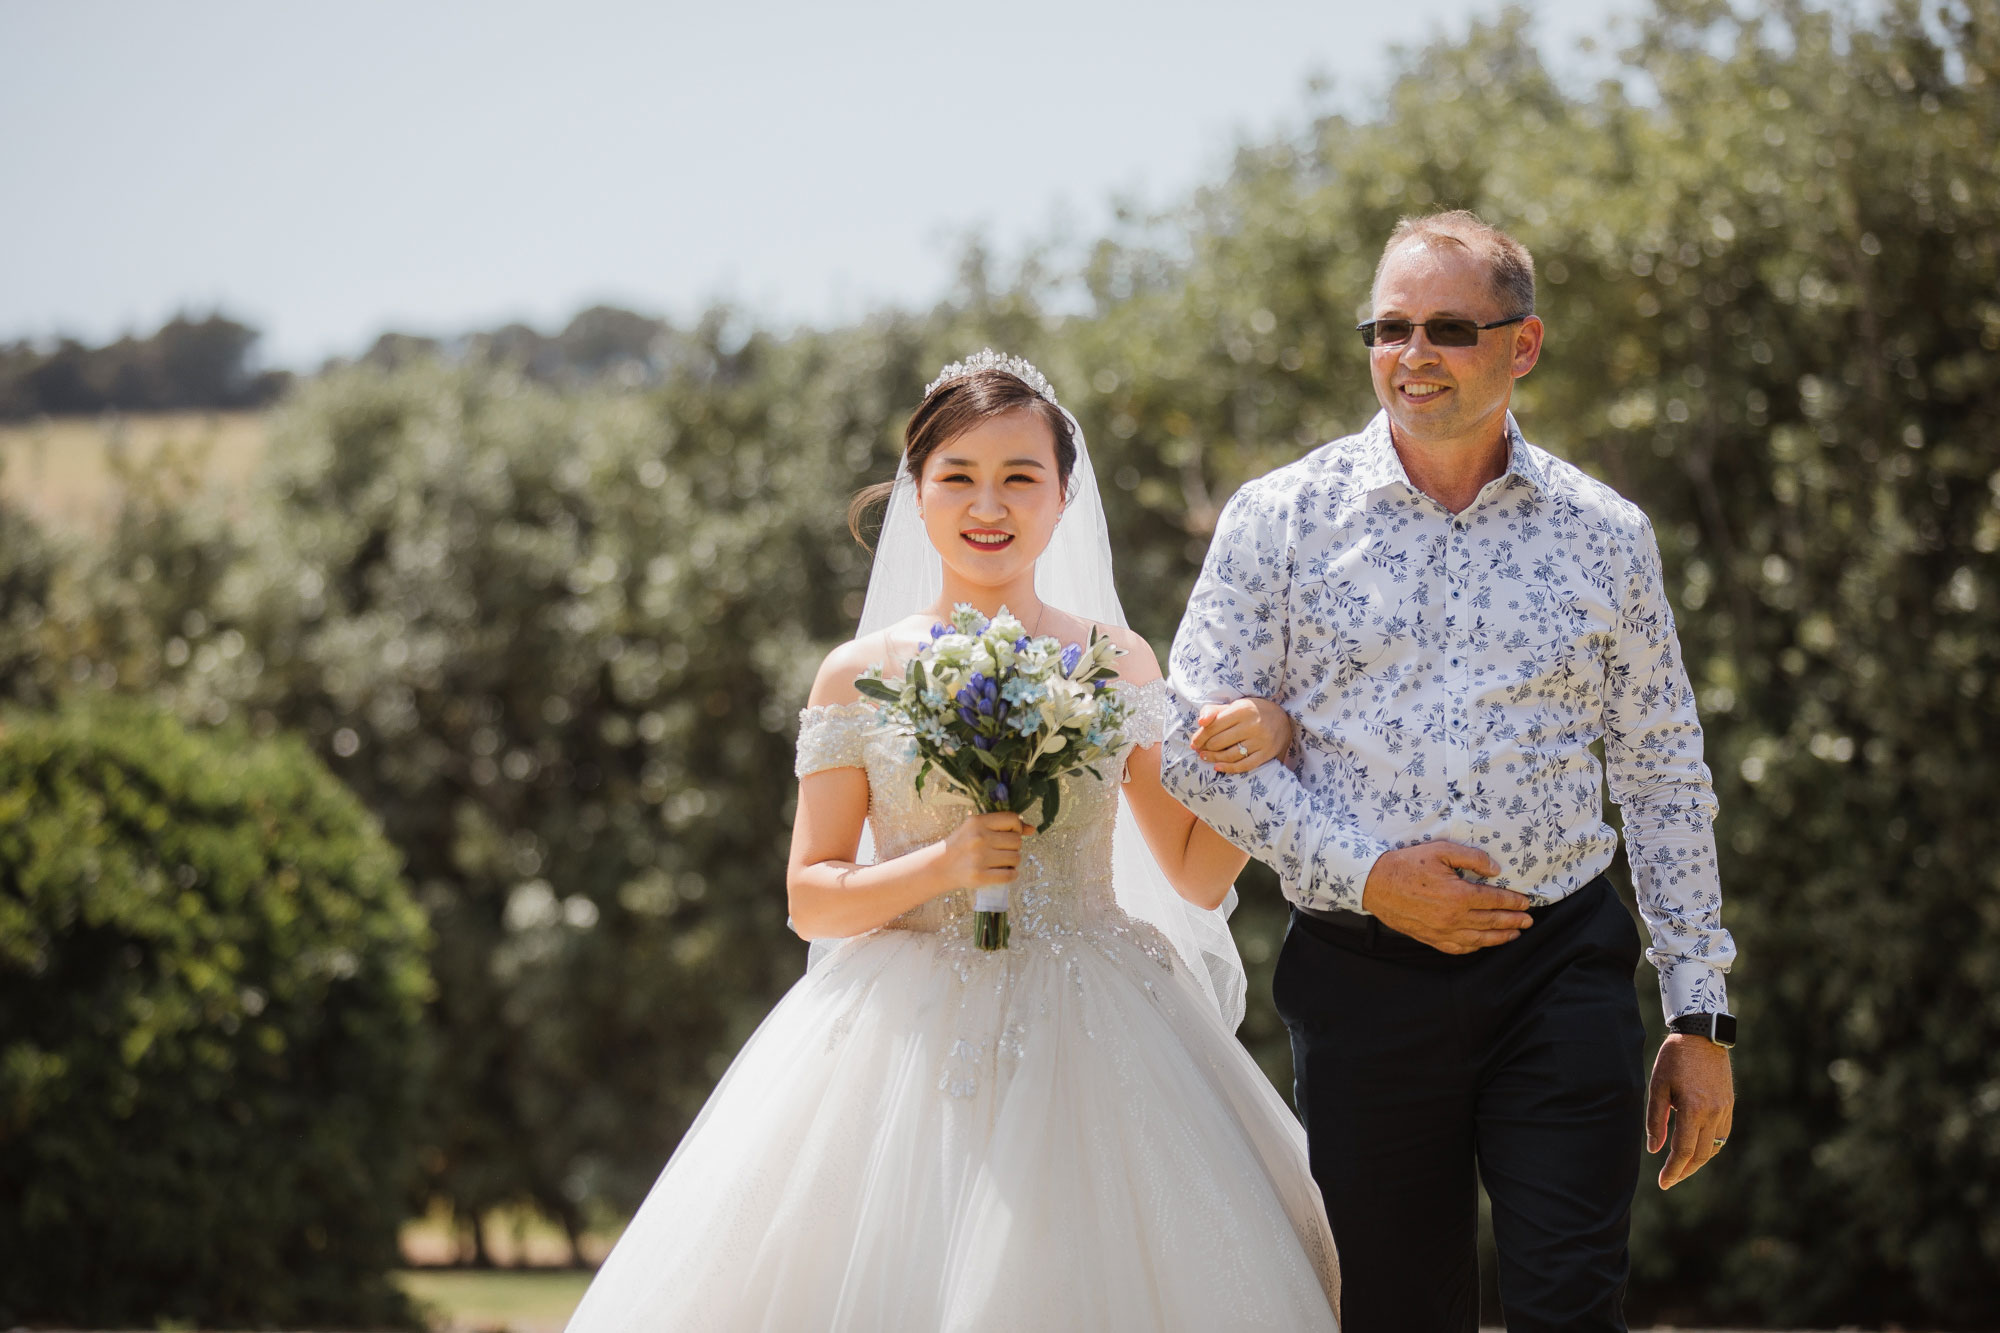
[858,602,1131,948]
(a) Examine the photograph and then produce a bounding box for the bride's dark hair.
[847,369,1078,546]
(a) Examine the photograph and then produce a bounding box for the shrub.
[0,699,432,1328]
[0,498,57,708]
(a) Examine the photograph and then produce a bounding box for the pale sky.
[1,0,1636,369]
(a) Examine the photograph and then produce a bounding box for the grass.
[386,1267,1821,1333]
[394,1269,593,1333]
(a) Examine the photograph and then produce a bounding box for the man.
[1164,210,1736,1332]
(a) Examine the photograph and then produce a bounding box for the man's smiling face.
[1368,239,1542,451]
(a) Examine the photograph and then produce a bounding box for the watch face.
[1713,1013,1738,1047]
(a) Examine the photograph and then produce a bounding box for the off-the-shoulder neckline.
[798,676,1167,719]
[798,698,877,720]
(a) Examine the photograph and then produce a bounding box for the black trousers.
[1273,877,1647,1333]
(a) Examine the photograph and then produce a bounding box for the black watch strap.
[1667,1012,1737,1048]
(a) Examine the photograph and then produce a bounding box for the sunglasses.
[1356,314,1529,348]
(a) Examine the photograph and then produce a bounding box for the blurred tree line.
[350,304,716,392]
[0,302,701,423]
[0,313,292,420]
[2,0,1995,1324]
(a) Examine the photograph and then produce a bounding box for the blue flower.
[973,734,993,751]
[929,622,949,640]
[987,779,1009,804]
[1060,643,1083,675]
[1001,677,1046,705]
[1005,706,1044,734]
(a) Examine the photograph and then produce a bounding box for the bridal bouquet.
[857,604,1131,950]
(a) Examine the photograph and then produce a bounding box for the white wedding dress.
[561,678,1340,1332]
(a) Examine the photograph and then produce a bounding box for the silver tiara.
[923,348,1061,409]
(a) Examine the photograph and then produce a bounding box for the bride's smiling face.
[916,408,1066,591]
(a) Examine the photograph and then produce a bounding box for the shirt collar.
[1347,412,1412,495]
[1501,413,1549,497]
[1349,409,1548,501]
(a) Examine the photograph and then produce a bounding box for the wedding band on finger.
[1711,1138,1728,1149]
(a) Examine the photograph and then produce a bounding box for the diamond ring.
[1235,743,1249,760]
[1711,1138,1728,1149]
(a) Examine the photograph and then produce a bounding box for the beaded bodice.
[795,678,1173,944]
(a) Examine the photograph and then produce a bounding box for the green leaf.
[854,677,901,704]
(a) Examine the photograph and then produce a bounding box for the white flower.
[929,664,966,698]
[930,634,976,669]
[1042,678,1095,731]
[987,609,1026,643]
[987,633,1019,674]
[1079,635,1125,678]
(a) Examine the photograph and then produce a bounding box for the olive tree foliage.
[1045,2,2000,1324]
[6,279,1090,1261]
[123,309,1046,1247]
[181,337,902,1245]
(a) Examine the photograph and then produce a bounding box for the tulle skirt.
[563,922,1341,1332]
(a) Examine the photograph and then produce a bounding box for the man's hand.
[1648,1034,1734,1189]
[1358,842,1534,954]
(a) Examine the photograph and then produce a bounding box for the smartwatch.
[1666,1012,1737,1048]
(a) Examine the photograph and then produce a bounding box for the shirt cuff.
[1300,824,1387,915]
[1657,956,1732,1026]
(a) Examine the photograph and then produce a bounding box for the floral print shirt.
[1161,410,1733,1021]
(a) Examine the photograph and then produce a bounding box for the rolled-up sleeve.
[1161,485,1387,912]
[1606,516,1735,1021]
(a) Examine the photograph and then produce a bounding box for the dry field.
[0,409,267,532]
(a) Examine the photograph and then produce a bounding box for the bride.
[562,352,1341,1331]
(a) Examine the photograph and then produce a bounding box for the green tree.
[0,700,431,1327]
[18,0,1997,1320]
[0,313,288,419]
[178,327,935,1248]
[0,497,58,708]
[1055,1,2000,1322]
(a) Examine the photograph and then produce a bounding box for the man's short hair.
[1373,210,1536,318]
